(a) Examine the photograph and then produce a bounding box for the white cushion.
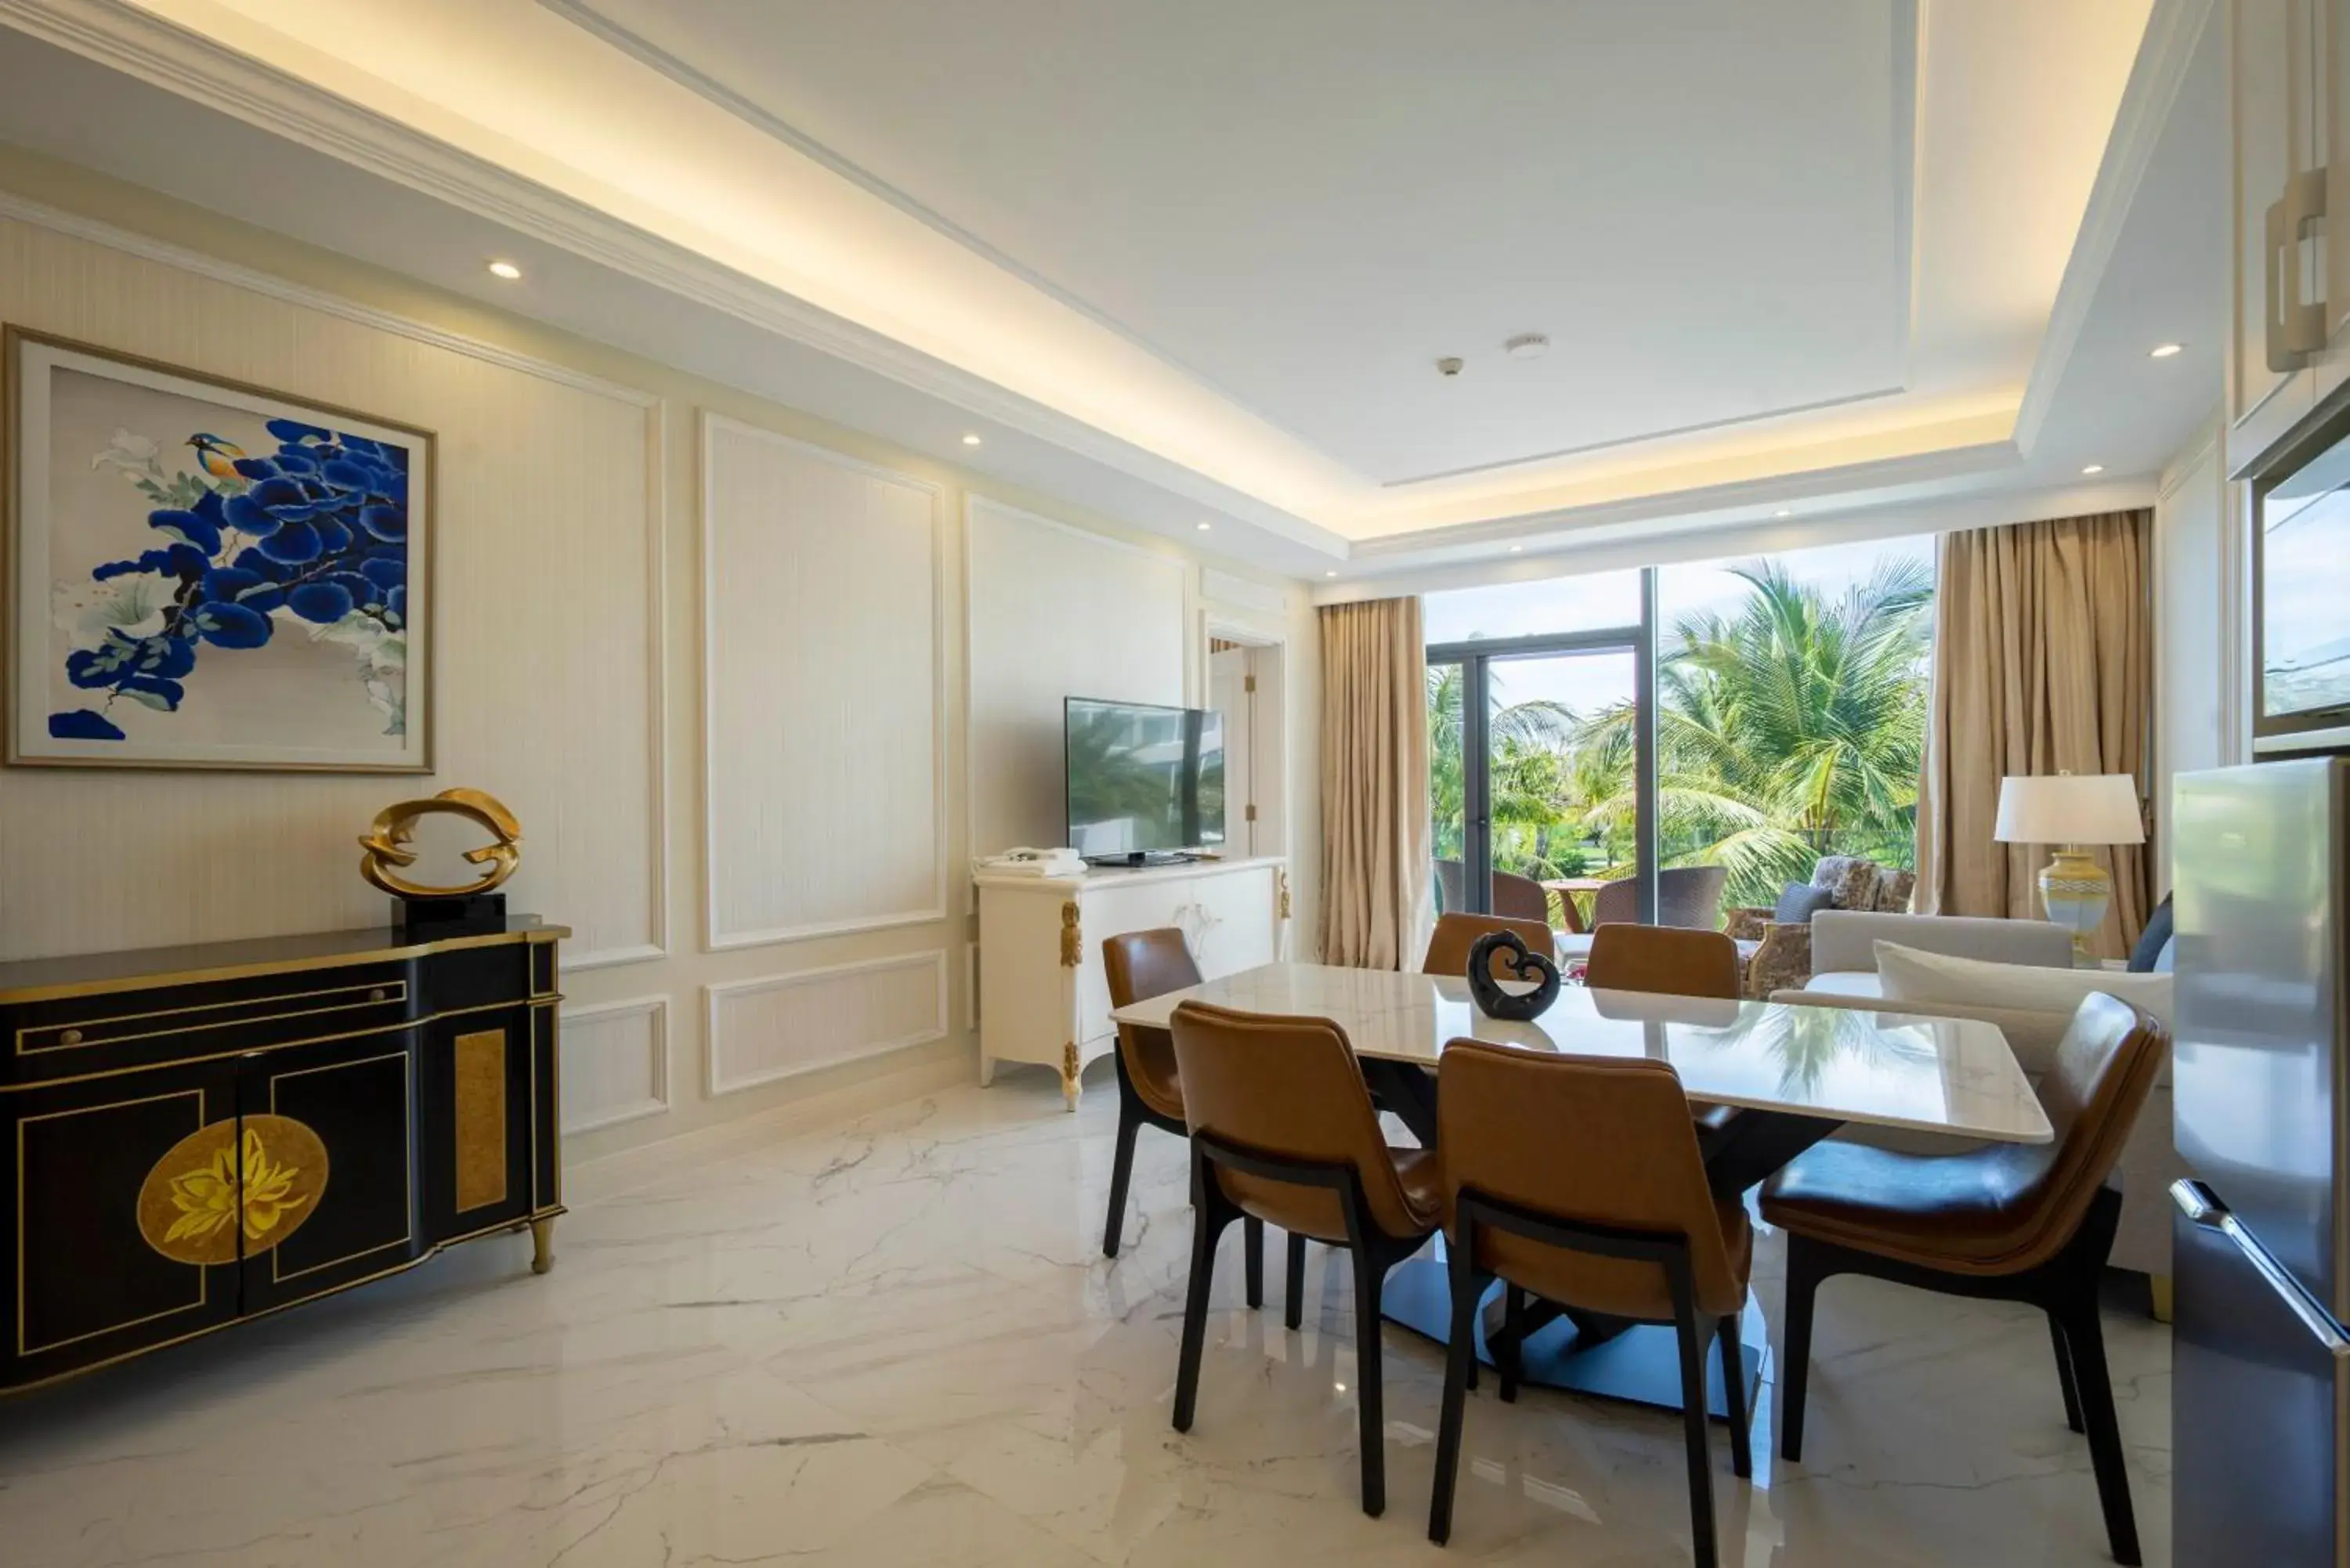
[1873,940,2175,1028]
[1802,970,1883,999]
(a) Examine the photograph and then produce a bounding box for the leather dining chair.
[1762,992,2167,1566]
[1428,1043,1753,1567]
[1166,999,1444,1517]
[1583,923,1742,999]
[1099,930,1264,1292]
[1423,911,1556,978]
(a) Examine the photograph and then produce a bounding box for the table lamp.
[1992,772,2146,962]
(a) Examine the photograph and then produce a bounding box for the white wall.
[2153,412,2247,894]
[0,146,1317,1159]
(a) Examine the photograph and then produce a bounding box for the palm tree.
[1426,663,1584,882]
[1569,559,1933,906]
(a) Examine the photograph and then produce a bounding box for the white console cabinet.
[974,856,1289,1107]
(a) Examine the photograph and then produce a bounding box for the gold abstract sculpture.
[359,787,523,899]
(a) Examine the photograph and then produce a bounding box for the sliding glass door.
[1429,572,1658,928]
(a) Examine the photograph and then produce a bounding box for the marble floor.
[0,1065,2171,1567]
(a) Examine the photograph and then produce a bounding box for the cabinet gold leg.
[530,1216,557,1276]
[1061,1042,1082,1112]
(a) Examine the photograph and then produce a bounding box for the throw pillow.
[2129,895,2175,974]
[1810,855,1880,911]
[1773,882,1836,924]
[1874,940,2174,1028]
[1872,866,1917,912]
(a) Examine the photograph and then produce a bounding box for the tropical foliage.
[1430,555,1934,912]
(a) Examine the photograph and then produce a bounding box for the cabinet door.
[239,1030,421,1313]
[1191,869,1278,980]
[2319,0,2350,402]
[5,1059,243,1386]
[1075,877,1195,1044]
[2236,0,2318,467]
[418,1008,535,1245]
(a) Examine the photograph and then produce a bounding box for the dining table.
[1109,961,2053,1419]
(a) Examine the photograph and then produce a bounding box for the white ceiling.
[0,0,2224,584]
[561,0,1911,487]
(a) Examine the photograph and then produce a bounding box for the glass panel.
[1424,568,1643,645]
[1653,536,1936,912]
[1486,649,1635,929]
[1427,661,1467,914]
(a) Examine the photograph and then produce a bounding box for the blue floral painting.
[9,333,432,771]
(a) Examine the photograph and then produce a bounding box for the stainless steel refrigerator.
[2173,758,2350,1568]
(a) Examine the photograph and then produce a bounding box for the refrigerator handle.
[2171,1178,2228,1227]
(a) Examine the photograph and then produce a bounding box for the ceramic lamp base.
[2037,847,2111,962]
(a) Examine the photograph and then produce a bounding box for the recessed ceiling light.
[1195,522,1212,531]
[1325,569,1339,577]
[486,260,522,280]
[1774,509,1791,518]
[961,434,982,446]
[1503,333,1550,360]
[2149,342,2185,359]
[2082,463,2106,475]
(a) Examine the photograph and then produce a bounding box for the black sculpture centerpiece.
[1464,930,1562,1020]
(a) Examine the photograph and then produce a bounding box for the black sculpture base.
[393,892,508,936]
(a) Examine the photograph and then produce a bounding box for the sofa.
[1770,909,2186,1294]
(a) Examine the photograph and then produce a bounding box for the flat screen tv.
[1064,698,1224,863]
[2258,428,2350,750]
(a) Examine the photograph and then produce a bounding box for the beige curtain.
[1317,597,1434,969]
[1915,510,2153,956]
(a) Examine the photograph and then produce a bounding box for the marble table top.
[1110,963,2053,1144]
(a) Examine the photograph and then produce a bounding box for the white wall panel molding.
[560,994,671,1133]
[700,413,946,949]
[964,496,1188,856]
[703,949,950,1097]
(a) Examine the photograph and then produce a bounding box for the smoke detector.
[1436,356,1465,378]
[1504,333,1550,359]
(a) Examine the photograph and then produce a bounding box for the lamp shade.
[1992,773,2146,846]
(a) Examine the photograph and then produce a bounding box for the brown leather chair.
[1762,993,2167,1566]
[1428,1043,1752,1566]
[1584,923,1741,999]
[1166,1000,1442,1518]
[1423,911,1556,979]
[1099,930,1264,1288]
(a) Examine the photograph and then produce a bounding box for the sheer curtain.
[1915,510,2153,956]
[1317,597,1434,969]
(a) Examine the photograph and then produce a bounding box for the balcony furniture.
[1101,929,1257,1280]
[1558,867,1734,973]
[1762,993,2167,1565]
[1538,875,1608,933]
[1166,999,1443,1517]
[0,919,566,1393]
[1430,1045,1754,1568]
[975,855,1285,1109]
[1113,963,2048,1418]
[1434,860,1554,927]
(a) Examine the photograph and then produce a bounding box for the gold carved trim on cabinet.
[1275,868,1292,922]
[137,1115,330,1266]
[15,981,410,1056]
[454,1029,509,1214]
[1058,901,1082,967]
[1061,1039,1080,1088]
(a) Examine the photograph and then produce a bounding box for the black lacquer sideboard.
[0,918,566,1392]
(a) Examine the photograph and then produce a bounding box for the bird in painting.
[186,433,247,481]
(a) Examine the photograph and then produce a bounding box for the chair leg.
[1716,1312,1752,1480]
[1172,1194,1231,1434]
[1102,1101,1143,1258]
[1245,1216,1265,1310]
[2048,1311,2085,1434]
[1351,1245,1389,1518]
[1284,1232,1307,1331]
[1778,1237,1821,1464]
[2058,1299,2142,1566]
[1498,1283,1524,1404]
[1427,1241,1479,1545]
[1674,1310,1721,1568]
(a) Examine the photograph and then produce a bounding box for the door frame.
[1202,617,1287,862]
[1426,567,1660,923]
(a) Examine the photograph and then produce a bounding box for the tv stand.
[1083,851,1195,869]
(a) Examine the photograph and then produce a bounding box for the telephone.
[978,846,1085,877]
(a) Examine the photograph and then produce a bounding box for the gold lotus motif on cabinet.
[136,1115,331,1266]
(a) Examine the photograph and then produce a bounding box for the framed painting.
[5,329,432,770]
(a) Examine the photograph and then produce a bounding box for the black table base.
[1358,1053,1838,1419]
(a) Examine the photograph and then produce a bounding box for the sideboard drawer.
[5,964,414,1089]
